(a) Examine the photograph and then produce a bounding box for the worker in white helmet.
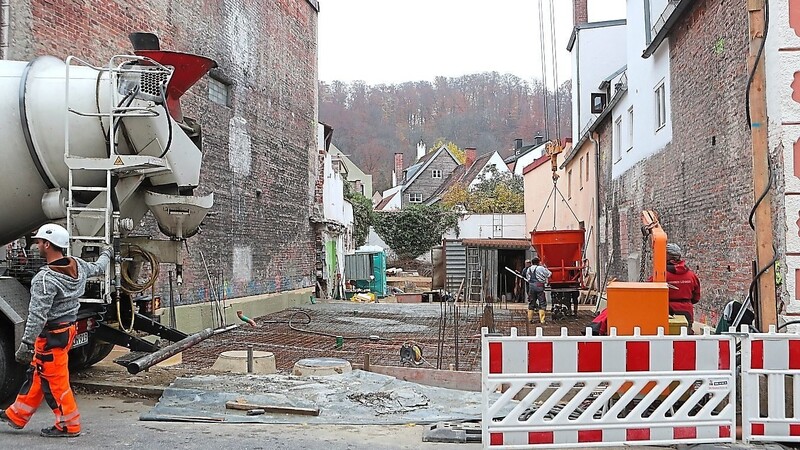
[1,223,111,438]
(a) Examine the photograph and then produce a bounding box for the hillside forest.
[318,73,572,192]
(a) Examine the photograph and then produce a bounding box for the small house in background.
[329,143,373,199]
[436,214,530,303]
[502,137,549,176]
[425,149,510,206]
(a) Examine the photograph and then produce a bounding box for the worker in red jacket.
[664,243,701,329]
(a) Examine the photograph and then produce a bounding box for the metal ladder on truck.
[466,247,483,303]
[63,55,172,304]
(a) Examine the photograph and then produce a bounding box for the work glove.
[15,342,34,365]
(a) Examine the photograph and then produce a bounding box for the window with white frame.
[614,117,622,162]
[431,169,442,179]
[568,169,573,199]
[585,153,590,181]
[655,81,666,131]
[408,193,423,203]
[579,157,584,189]
[627,107,634,151]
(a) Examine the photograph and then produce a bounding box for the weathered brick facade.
[8,0,320,303]
[601,0,765,324]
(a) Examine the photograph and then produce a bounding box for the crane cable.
[537,0,550,138]
[547,0,561,138]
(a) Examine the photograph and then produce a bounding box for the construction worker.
[664,243,701,330]
[0,223,112,438]
[525,257,552,324]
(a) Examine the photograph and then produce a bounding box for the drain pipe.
[588,130,602,285]
[0,0,8,60]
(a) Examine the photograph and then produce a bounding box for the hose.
[116,294,136,334]
[262,310,386,341]
[120,245,160,294]
[157,82,173,158]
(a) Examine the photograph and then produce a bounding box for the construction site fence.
[741,325,800,444]
[480,326,800,448]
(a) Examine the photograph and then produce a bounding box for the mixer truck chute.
[0,33,221,402]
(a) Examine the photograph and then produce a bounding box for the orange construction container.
[606,281,669,335]
[530,229,585,288]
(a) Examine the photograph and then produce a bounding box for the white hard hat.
[33,223,70,249]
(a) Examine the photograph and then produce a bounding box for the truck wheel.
[69,338,115,371]
[0,331,25,404]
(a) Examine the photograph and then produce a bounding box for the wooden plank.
[224,401,320,416]
[748,0,777,329]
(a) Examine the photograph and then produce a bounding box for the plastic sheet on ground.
[141,370,507,425]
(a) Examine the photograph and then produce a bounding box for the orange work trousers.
[5,323,81,433]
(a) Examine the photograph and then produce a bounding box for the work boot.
[40,426,80,438]
[0,409,23,430]
[538,309,546,324]
[527,310,535,324]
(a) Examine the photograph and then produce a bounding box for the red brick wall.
[601,0,757,324]
[9,0,319,303]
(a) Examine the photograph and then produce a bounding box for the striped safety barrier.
[742,325,800,444]
[482,327,736,448]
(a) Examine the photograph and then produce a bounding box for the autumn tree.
[373,205,459,259]
[318,73,572,193]
[441,166,524,214]
[429,139,465,164]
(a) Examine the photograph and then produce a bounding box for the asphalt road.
[0,393,479,449]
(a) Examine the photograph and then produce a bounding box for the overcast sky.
[318,0,626,87]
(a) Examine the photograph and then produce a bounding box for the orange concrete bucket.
[530,229,586,287]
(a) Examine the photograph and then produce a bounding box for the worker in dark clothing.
[0,223,111,438]
[525,257,552,324]
[664,243,701,329]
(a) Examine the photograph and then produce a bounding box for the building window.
[590,93,607,114]
[585,153,590,181]
[209,75,231,106]
[627,107,634,151]
[614,117,622,162]
[409,193,423,203]
[431,169,442,179]
[568,169,573,199]
[655,81,666,131]
[579,157,584,189]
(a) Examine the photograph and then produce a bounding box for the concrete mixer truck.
[0,33,221,401]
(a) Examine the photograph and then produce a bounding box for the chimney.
[465,147,477,168]
[534,132,544,146]
[416,140,426,161]
[394,152,404,186]
[573,0,588,26]
[514,138,523,150]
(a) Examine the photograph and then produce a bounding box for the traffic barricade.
[482,327,736,448]
[741,325,800,443]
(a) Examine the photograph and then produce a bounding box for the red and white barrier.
[742,325,800,444]
[482,327,736,448]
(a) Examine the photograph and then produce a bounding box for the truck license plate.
[72,332,89,348]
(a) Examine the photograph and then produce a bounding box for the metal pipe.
[0,0,8,60]
[588,131,602,288]
[246,345,254,374]
[125,327,215,374]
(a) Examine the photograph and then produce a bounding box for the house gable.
[400,145,460,206]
